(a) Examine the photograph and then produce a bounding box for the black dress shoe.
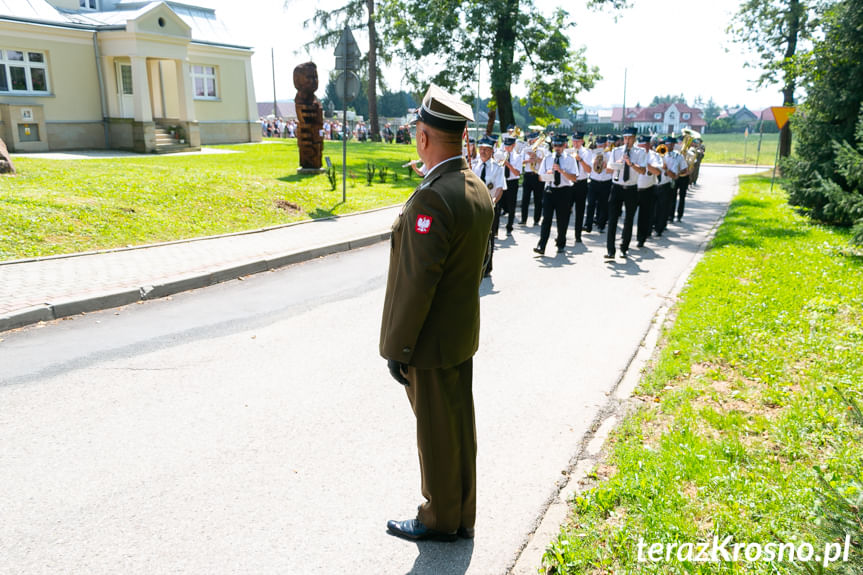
[637,241,644,247]
[584,227,592,233]
[458,526,475,539]
[557,246,565,253]
[575,236,582,243]
[533,246,545,255]
[619,250,627,258]
[387,518,457,542]
[604,253,615,259]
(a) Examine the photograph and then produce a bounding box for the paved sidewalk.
[0,207,400,332]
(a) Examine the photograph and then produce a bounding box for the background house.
[0,0,260,153]
[611,102,707,134]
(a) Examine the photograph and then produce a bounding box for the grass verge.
[0,139,421,261]
[543,175,863,574]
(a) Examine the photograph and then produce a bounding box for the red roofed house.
[611,102,707,134]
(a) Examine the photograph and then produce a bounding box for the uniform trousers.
[664,182,677,223]
[607,184,638,256]
[501,179,519,232]
[675,175,691,220]
[405,358,476,533]
[586,179,611,231]
[538,186,573,251]
[636,186,656,244]
[653,183,672,235]
[570,179,588,241]
[521,172,543,225]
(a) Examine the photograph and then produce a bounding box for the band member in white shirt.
[533,134,579,255]
[499,135,523,235]
[606,126,646,259]
[635,135,664,247]
[568,131,592,243]
[654,136,678,236]
[520,131,546,226]
[585,135,613,233]
[473,136,506,275]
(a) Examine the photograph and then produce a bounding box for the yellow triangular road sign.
[771,106,797,130]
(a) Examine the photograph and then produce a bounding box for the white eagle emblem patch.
[415,214,432,234]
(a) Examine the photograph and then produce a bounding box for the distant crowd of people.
[259,117,414,144]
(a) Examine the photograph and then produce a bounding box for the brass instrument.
[655,143,668,156]
[681,128,699,173]
[592,149,607,173]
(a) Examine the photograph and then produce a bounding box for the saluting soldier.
[605,126,645,259]
[382,85,494,543]
[473,136,506,275]
[568,131,592,243]
[520,131,546,226]
[533,133,578,255]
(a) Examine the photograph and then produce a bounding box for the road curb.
[0,231,391,334]
[508,185,737,575]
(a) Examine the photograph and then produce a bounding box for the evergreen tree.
[783,0,863,244]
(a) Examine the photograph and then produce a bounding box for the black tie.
[553,154,561,186]
[481,161,487,183]
[623,148,630,182]
[504,153,510,178]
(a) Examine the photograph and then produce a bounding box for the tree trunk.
[366,0,381,142]
[493,88,515,135]
[490,0,519,134]
[779,0,800,158]
[486,110,496,136]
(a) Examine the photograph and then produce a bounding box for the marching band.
[408,123,706,276]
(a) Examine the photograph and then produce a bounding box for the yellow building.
[0,0,261,153]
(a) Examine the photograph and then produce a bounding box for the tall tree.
[783,0,863,244]
[303,1,385,141]
[650,94,687,106]
[378,1,601,132]
[727,0,819,157]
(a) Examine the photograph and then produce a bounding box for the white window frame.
[191,64,218,100]
[653,112,661,120]
[79,0,98,10]
[682,112,691,120]
[0,49,49,94]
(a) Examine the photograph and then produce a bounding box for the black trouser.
[653,183,671,235]
[675,175,690,220]
[571,179,588,241]
[521,172,543,225]
[607,184,638,256]
[538,186,572,251]
[636,187,656,244]
[501,179,519,232]
[665,182,677,223]
[586,179,611,231]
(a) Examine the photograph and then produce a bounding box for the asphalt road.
[0,166,760,575]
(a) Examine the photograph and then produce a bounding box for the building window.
[654,112,661,119]
[682,112,691,120]
[191,65,217,99]
[79,0,98,9]
[0,49,49,93]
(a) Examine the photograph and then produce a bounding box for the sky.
[195,0,784,113]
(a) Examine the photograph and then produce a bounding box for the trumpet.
[655,143,668,156]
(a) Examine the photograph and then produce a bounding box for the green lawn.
[702,133,780,166]
[544,176,863,574]
[0,139,422,261]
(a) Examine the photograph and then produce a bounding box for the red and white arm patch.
[415,214,433,234]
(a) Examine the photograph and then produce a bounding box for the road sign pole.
[342,57,347,203]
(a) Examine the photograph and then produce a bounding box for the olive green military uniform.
[380,156,494,533]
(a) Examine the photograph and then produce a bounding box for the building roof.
[0,0,249,49]
[257,101,296,119]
